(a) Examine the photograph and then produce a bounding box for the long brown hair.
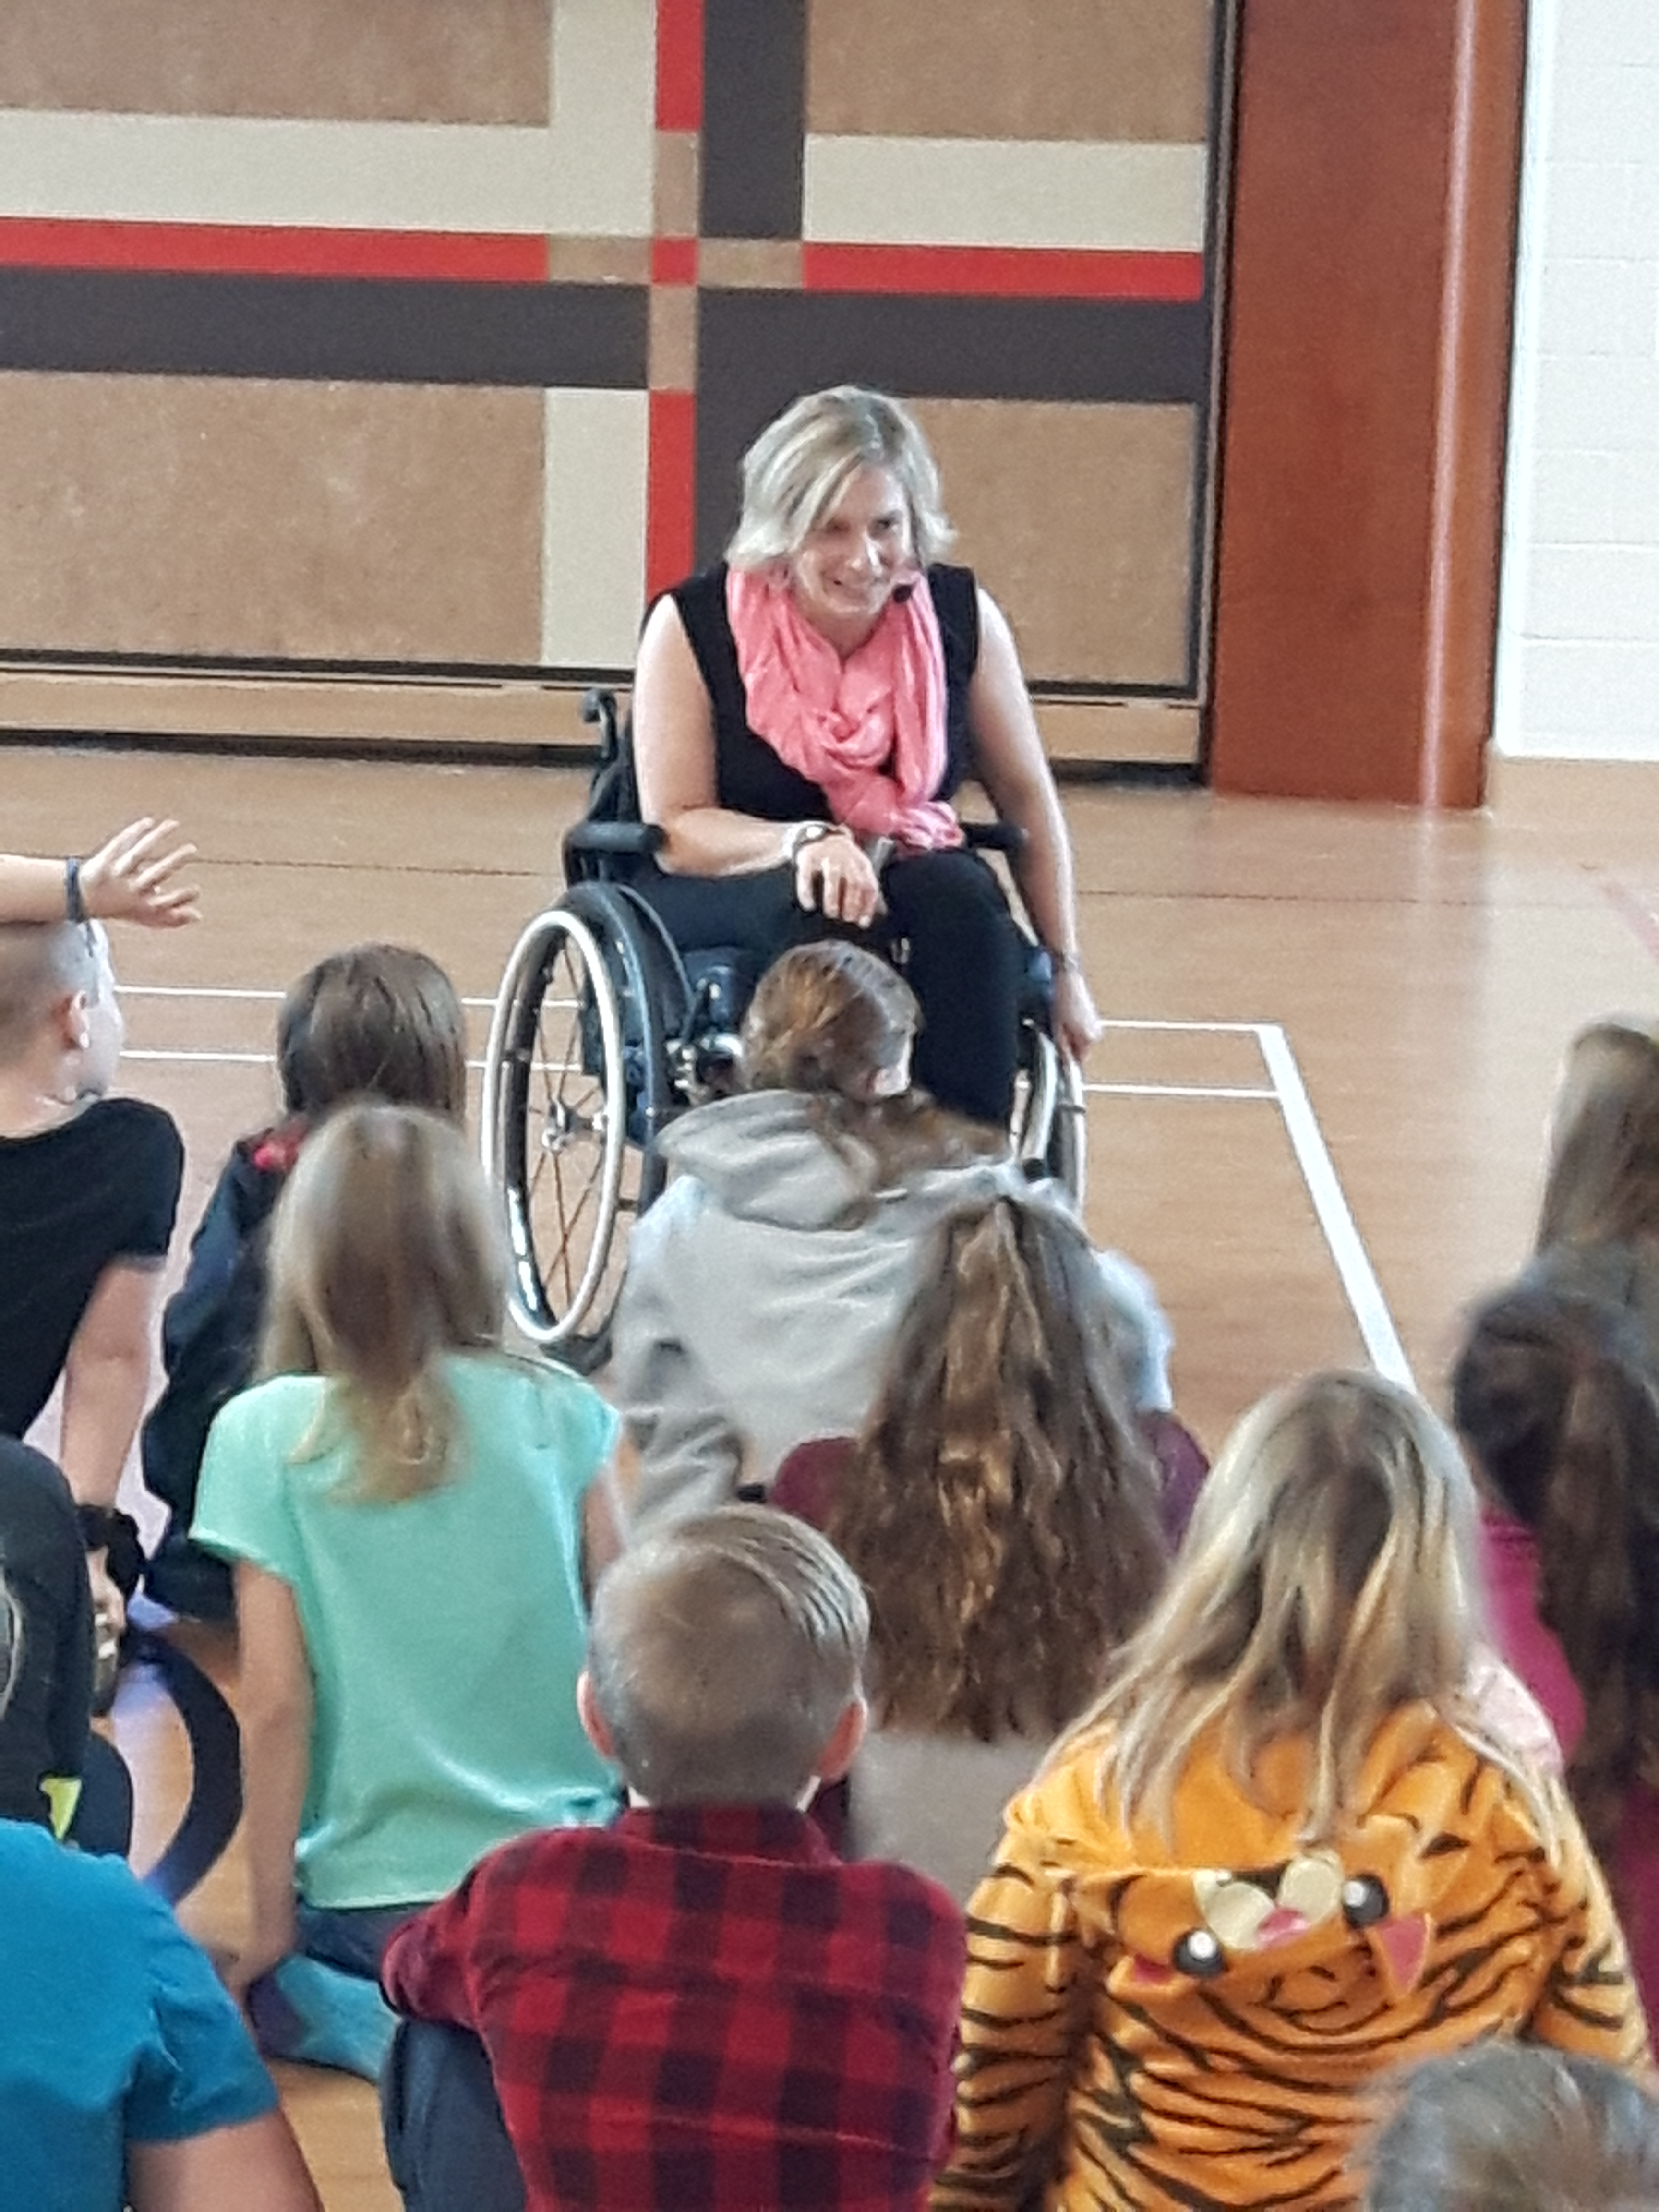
[741,940,1002,1190]
[261,1102,505,1501]
[1061,1371,1548,1846]
[827,1196,1168,1741]
[1537,1018,1659,1251]
[1452,1283,1659,1865]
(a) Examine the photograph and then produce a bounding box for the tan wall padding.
[0,374,545,662]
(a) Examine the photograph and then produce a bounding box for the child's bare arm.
[59,1262,166,1510]
[128,2110,323,2212]
[228,1563,313,1997]
[0,819,199,927]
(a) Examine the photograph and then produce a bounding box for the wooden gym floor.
[8,738,1659,2207]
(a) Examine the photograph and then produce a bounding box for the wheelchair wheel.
[481,884,681,1371]
[1013,1028,1087,1205]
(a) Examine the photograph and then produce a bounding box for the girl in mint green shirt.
[194,1102,621,2078]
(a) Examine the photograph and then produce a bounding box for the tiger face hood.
[1015,1705,1544,2026]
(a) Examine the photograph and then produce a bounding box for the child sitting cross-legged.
[380,1505,968,2212]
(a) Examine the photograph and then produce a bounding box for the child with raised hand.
[144,943,469,1619]
[1451,1281,1659,2016]
[381,1505,967,2212]
[934,1370,1647,2212]
[0,916,183,1667]
[191,1103,621,2081]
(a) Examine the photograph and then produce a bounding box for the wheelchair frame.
[481,693,1086,1371]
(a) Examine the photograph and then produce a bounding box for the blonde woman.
[1525,1017,1659,1376]
[192,1105,621,2079]
[629,384,1100,1127]
[933,1371,1648,2212]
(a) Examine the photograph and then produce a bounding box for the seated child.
[1360,2044,1659,2209]
[381,1505,967,2212]
[774,1195,1171,1901]
[0,916,184,1664]
[1451,1282,1659,2018]
[617,939,1174,1533]
[191,1103,621,2080]
[933,1370,1648,2212]
[0,1573,322,2212]
[144,941,468,1618]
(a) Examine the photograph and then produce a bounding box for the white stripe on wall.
[0,110,556,232]
[541,389,649,667]
[802,136,1209,254]
[547,0,656,240]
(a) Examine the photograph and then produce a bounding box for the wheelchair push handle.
[580,687,622,759]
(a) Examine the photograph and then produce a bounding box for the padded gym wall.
[0,0,1229,763]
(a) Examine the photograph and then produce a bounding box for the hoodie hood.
[655,1088,1015,1231]
[1020,1706,1554,2028]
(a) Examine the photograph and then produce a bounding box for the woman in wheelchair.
[629,384,1102,1130]
[614,941,1170,1537]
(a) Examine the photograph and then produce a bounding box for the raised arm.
[966,590,1103,1063]
[633,598,880,925]
[0,819,200,927]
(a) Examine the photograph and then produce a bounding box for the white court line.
[118,985,501,1010]
[124,1050,494,1072]
[1084,1082,1276,1101]
[1253,1023,1416,1390]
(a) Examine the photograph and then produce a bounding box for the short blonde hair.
[589,1506,868,1805]
[0,921,101,1066]
[727,386,953,571]
[261,1102,505,1501]
[1060,1371,1541,1845]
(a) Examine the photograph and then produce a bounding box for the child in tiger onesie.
[932,1372,1648,2212]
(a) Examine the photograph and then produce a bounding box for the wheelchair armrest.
[961,819,1026,856]
[563,820,666,858]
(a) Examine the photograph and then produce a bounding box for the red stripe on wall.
[0,217,548,284]
[801,243,1204,302]
[655,0,706,131]
[651,236,699,286]
[646,390,698,599]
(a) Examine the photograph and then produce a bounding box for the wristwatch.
[782,819,844,865]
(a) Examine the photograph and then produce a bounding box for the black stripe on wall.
[0,269,649,388]
[694,289,1210,560]
[700,0,807,239]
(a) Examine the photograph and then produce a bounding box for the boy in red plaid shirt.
[380,1505,967,2210]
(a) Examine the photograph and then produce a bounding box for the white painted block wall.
[1492,0,1659,759]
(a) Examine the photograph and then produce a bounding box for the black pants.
[631,847,1025,1126]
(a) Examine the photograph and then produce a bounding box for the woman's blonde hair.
[261,1102,505,1502]
[828,1196,1167,1740]
[741,941,1002,1190]
[727,386,953,571]
[1537,1018,1659,1251]
[1061,1370,1538,1845]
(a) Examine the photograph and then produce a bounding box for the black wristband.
[77,1503,118,1552]
[64,855,87,926]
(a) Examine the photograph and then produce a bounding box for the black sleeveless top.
[669,563,981,824]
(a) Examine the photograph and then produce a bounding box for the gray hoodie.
[613,1090,1171,1536]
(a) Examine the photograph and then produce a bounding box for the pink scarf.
[726,567,962,851]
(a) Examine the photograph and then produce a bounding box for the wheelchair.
[481,692,1087,1371]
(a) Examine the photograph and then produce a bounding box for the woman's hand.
[80,818,201,927]
[1054,962,1104,1064]
[794,834,883,928]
